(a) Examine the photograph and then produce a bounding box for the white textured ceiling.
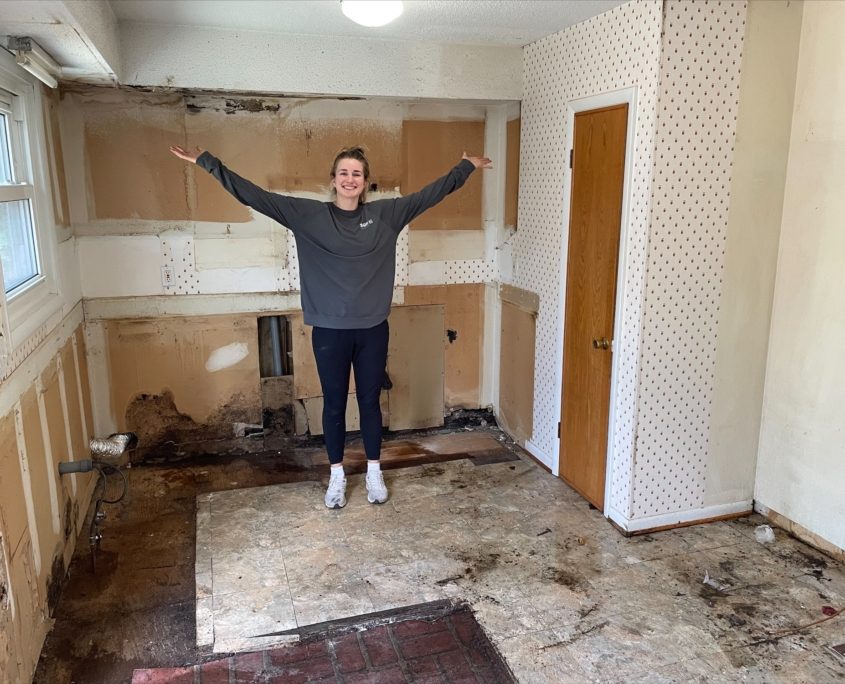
[110,0,625,48]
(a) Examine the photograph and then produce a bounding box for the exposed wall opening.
[258,315,293,378]
[258,315,297,441]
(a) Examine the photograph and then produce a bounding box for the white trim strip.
[35,376,60,535]
[13,401,41,576]
[70,332,87,495]
[83,293,302,320]
[524,438,553,471]
[55,353,77,497]
[609,500,753,534]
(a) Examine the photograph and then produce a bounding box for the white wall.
[628,0,747,525]
[755,0,845,552]
[707,0,803,509]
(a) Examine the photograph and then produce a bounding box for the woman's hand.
[169,145,205,164]
[462,152,493,169]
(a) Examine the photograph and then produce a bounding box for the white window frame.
[0,48,61,349]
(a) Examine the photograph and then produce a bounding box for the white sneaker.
[325,471,347,509]
[366,470,388,504]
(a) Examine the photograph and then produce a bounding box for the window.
[0,93,40,294]
[0,50,60,350]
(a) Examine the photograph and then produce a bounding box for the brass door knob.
[592,337,611,350]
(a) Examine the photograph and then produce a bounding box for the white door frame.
[553,87,637,517]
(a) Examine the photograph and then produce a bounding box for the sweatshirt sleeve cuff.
[196,151,214,171]
[458,158,476,173]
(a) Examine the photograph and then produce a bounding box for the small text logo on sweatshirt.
[359,219,374,229]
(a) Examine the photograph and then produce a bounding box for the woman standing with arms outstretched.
[170,143,492,509]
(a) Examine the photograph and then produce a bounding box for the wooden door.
[559,104,628,510]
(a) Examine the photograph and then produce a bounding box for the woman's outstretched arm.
[386,152,493,230]
[169,145,309,227]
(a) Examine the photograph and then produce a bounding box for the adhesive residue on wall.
[205,342,249,372]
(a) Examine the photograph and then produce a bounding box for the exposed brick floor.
[132,607,513,683]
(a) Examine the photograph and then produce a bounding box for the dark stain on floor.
[34,423,517,684]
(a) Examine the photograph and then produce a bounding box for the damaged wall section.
[97,305,454,452]
[66,86,506,448]
[104,315,262,448]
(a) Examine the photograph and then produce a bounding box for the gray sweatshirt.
[197,152,475,329]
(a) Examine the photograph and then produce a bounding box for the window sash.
[0,83,42,298]
[0,110,12,184]
[0,198,38,292]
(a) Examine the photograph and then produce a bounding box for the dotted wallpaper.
[515,0,747,521]
[161,235,200,295]
[515,0,664,515]
[631,0,746,519]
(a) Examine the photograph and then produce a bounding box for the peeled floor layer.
[194,457,845,681]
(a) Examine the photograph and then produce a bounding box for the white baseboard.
[610,500,753,533]
[523,438,554,472]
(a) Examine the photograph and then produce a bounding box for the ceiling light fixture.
[340,0,404,28]
[7,37,61,88]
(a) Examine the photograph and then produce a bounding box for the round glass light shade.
[341,1,404,28]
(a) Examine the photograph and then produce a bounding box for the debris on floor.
[702,571,731,593]
[755,524,776,544]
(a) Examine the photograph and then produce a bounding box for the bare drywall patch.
[20,386,56,583]
[84,105,190,221]
[106,315,261,439]
[499,297,536,443]
[402,120,485,230]
[387,305,445,430]
[0,411,28,554]
[74,328,96,442]
[404,284,484,408]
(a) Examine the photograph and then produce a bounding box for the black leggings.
[311,320,388,465]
